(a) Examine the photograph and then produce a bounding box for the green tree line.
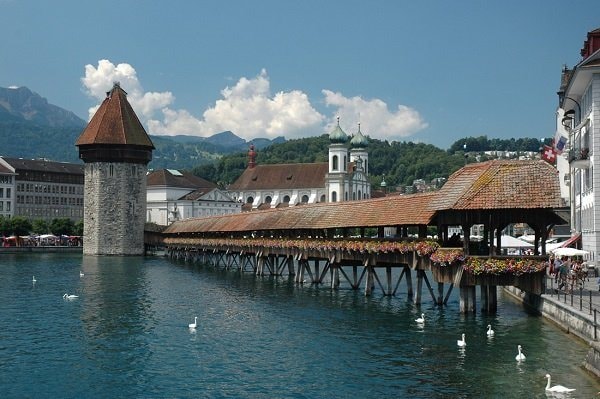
[0,216,83,237]
[191,135,546,190]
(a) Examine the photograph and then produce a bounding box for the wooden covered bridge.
[153,160,567,313]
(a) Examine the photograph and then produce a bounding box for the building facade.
[227,119,371,209]
[146,169,241,225]
[556,28,600,264]
[76,83,154,256]
[0,156,83,221]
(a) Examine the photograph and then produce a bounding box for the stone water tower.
[76,83,154,255]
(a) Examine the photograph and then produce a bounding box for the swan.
[79,271,84,277]
[515,345,526,361]
[32,276,36,283]
[415,313,425,324]
[486,324,494,337]
[189,316,197,329]
[545,374,575,393]
[63,293,78,299]
[457,333,466,347]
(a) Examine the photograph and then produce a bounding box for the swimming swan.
[79,271,84,277]
[63,293,78,300]
[515,345,526,361]
[486,324,494,337]
[545,374,575,393]
[189,317,197,329]
[415,313,425,324]
[32,276,36,283]
[457,333,466,347]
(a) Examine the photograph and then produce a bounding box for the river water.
[1,253,599,398]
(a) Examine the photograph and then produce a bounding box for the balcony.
[569,147,590,169]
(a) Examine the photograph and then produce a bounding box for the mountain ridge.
[0,85,284,169]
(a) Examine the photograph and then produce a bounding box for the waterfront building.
[227,119,371,209]
[556,27,600,264]
[0,156,83,221]
[76,82,154,255]
[146,169,241,225]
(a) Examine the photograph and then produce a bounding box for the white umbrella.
[551,247,589,257]
[499,235,534,248]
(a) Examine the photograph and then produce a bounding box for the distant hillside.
[0,86,284,169]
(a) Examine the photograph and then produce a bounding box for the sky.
[1,0,599,149]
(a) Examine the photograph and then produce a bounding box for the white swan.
[189,316,197,329]
[486,324,494,337]
[63,293,78,299]
[415,313,425,324]
[545,373,575,393]
[32,276,36,283]
[515,345,526,361]
[457,333,466,347]
[79,271,84,277]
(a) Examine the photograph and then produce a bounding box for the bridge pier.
[459,286,477,313]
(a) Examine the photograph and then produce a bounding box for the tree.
[49,218,75,236]
[10,217,32,236]
[74,220,84,236]
[0,215,10,236]
[31,219,49,234]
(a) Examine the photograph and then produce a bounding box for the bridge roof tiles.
[430,159,562,210]
[163,192,437,234]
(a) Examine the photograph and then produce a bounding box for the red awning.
[560,233,582,248]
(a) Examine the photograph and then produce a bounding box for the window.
[0,202,3,211]
[332,155,339,171]
[109,165,114,177]
[320,194,326,202]
[0,188,3,198]
[301,195,309,203]
[331,191,337,202]
[6,201,9,211]
[283,195,290,203]
[343,155,347,171]
[246,196,254,204]
[265,196,272,204]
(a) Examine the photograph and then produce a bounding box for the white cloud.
[322,90,428,141]
[81,59,174,121]
[149,69,325,140]
[81,60,427,142]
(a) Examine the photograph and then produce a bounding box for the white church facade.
[227,119,372,209]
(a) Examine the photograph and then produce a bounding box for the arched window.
[343,155,347,171]
[264,196,272,204]
[246,196,254,204]
[332,155,339,171]
[358,190,362,199]
[352,192,356,200]
[283,195,290,203]
[320,194,326,202]
[301,195,309,203]
[345,192,348,201]
[331,191,337,202]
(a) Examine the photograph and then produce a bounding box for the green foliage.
[31,219,49,234]
[74,220,84,236]
[191,134,547,190]
[9,216,32,236]
[0,215,10,236]
[49,218,75,236]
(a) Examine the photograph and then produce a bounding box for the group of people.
[549,256,586,292]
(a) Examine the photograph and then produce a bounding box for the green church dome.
[350,123,369,147]
[329,117,348,143]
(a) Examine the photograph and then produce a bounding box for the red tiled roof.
[163,192,437,234]
[430,160,562,210]
[228,163,328,190]
[76,83,154,148]
[147,169,216,189]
